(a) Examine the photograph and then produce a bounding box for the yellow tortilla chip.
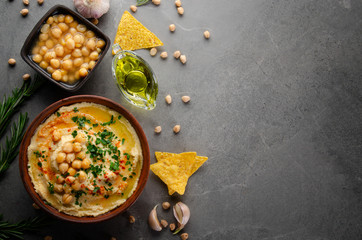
[151,152,196,195]
[154,152,208,195]
[114,11,163,51]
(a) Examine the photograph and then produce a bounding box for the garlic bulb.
[173,202,190,234]
[73,0,110,19]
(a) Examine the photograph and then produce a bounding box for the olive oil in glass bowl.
[112,44,158,110]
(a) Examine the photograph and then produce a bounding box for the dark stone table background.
[0,0,361,239]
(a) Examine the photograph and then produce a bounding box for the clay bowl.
[19,95,150,223]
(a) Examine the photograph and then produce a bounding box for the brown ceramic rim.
[19,95,150,223]
[20,5,111,92]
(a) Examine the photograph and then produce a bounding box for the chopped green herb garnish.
[47,182,54,194]
[122,138,125,145]
[118,116,122,120]
[73,107,79,113]
[101,115,115,126]
[37,162,42,167]
[93,123,99,127]
[110,161,120,171]
[71,130,78,138]
[74,190,86,206]
[33,151,42,158]
[56,112,61,117]
[122,177,127,181]
[124,153,130,160]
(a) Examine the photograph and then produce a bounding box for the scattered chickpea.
[180,55,187,64]
[65,176,75,184]
[78,171,87,183]
[22,74,31,81]
[81,158,91,169]
[72,180,81,191]
[152,0,161,5]
[204,30,210,39]
[20,9,29,16]
[23,0,29,6]
[182,96,191,103]
[173,125,181,134]
[76,151,86,160]
[162,201,170,209]
[8,58,16,66]
[130,5,137,12]
[38,0,44,5]
[73,142,82,152]
[72,160,82,169]
[67,167,77,176]
[169,24,176,32]
[165,94,172,104]
[32,202,40,210]
[54,183,63,193]
[66,153,76,163]
[160,219,168,228]
[180,233,189,240]
[175,0,182,7]
[56,152,66,163]
[160,52,168,59]
[91,18,99,25]
[169,223,176,231]
[32,54,42,63]
[58,162,69,174]
[52,70,62,81]
[177,7,184,15]
[63,142,73,153]
[129,215,135,223]
[79,68,88,77]
[173,50,181,59]
[154,126,162,134]
[62,193,73,204]
[56,175,65,184]
[44,236,52,240]
[149,48,157,57]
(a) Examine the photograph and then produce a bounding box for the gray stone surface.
[0,0,362,239]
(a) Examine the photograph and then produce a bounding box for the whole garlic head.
[73,0,110,19]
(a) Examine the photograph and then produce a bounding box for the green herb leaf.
[0,214,49,239]
[56,112,61,117]
[0,74,44,139]
[47,182,54,194]
[136,0,149,6]
[73,107,79,113]
[71,130,78,138]
[0,113,28,176]
[101,115,115,126]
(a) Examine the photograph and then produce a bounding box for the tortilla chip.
[151,152,196,195]
[114,11,163,51]
[153,152,208,195]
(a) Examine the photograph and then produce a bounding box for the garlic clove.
[74,0,110,19]
[148,205,162,231]
[173,202,190,234]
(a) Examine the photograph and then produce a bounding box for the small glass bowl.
[112,44,158,110]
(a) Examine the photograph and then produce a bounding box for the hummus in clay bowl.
[22,99,148,220]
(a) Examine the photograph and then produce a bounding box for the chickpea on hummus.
[27,103,143,217]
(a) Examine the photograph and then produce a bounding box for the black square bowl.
[21,5,111,92]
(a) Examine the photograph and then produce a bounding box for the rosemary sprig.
[0,75,44,139]
[0,113,28,176]
[0,214,47,240]
[136,0,149,6]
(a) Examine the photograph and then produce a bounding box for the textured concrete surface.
[0,0,362,239]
